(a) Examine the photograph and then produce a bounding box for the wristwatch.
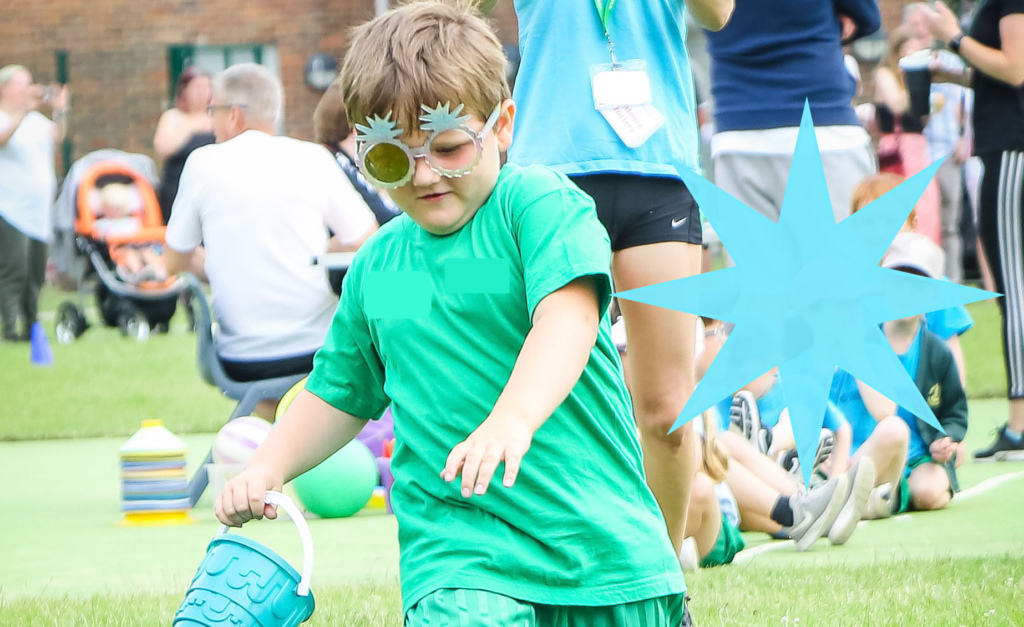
[949,32,965,55]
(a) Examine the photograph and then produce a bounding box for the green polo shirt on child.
[306,163,684,614]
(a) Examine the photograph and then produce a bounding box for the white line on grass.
[730,470,1024,564]
[957,469,1024,501]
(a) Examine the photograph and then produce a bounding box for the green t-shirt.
[306,164,684,613]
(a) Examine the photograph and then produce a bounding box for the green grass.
[2,558,1020,627]
[0,289,233,441]
[1,285,1022,625]
[0,287,1011,442]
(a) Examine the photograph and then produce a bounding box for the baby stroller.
[54,159,190,343]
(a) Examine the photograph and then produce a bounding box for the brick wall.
[0,0,915,173]
[0,0,520,172]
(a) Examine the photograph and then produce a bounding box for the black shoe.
[974,425,1024,462]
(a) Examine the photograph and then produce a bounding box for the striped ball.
[212,416,273,465]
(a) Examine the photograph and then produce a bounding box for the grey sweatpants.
[713,143,878,225]
[0,216,48,339]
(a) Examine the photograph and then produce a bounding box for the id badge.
[591,59,652,110]
[600,104,665,149]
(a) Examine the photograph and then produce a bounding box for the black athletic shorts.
[568,173,703,251]
[219,352,316,383]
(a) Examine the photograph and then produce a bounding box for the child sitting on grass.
[830,232,969,517]
[216,3,692,625]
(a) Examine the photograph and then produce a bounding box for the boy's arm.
[217,389,369,527]
[856,378,897,422]
[442,275,601,499]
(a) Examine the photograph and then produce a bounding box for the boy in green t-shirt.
[215,2,690,624]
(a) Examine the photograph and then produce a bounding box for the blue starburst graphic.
[616,103,998,486]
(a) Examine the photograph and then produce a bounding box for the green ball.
[292,439,378,518]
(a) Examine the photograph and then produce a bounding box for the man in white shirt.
[165,63,377,417]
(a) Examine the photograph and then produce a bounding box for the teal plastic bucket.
[174,491,315,626]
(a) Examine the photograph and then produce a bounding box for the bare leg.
[1010,399,1024,433]
[851,415,909,488]
[719,430,799,495]
[121,249,144,274]
[977,235,996,293]
[768,409,795,455]
[685,472,723,558]
[726,462,782,534]
[613,242,701,553]
[906,462,951,511]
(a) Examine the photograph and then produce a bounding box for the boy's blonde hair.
[339,0,511,134]
[850,173,917,228]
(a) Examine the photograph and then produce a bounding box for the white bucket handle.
[217,490,314,597]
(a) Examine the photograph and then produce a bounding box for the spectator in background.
[705,0,880,227]
[923,0,1024,461]
[164,63,377,419]
[904,2,970,283]
[0,65,68,342]
[154,67,215,224]
[313,80,400,227]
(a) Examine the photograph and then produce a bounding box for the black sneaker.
[682,595,695,627]
[974,425,1024,462]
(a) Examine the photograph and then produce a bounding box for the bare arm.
[874,67,910,114]
[0,111,26,147]
[326,223,377,253]
[216,390,369,526]
[164,246,207,282]
[687,0,734,32]
[855,378,897,422]
[927,2,1024,88]
[442,276,602,497]
[153,109,194,159]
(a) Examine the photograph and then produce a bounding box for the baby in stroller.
[93,182,168,285]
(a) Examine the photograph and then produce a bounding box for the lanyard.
[593,0,619,64]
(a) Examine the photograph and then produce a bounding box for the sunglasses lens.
[427,130,479,174]
[364,142,410,185]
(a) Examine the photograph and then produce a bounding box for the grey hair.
[211,63,283,125]
[0,65,29,88]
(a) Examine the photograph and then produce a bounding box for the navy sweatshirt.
[706,0,881,132]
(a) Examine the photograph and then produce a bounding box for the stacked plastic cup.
[119,419,192,525]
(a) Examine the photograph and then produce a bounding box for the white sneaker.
[784,474,848,552]
[679,536,700,573]
[827,457,876,545]
[863,482,895,520]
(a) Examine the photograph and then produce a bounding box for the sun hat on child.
[882,232,945,280]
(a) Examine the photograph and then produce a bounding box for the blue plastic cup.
[174,491,315,626]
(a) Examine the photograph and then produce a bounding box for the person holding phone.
[0,65,68,343]
[923,0,1024,461]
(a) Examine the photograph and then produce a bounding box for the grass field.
[0,288,1022,625]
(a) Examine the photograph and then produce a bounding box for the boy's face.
[384,100,515,236]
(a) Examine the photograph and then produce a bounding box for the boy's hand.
[929,437,956,464]
[215,464,285,527]
[442,413,534,498]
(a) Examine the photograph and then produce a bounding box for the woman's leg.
[718,430,799,495]
[975,152,1024,457]
[0,217,29,340]
[614,241,702,552]
[21,237,47,335]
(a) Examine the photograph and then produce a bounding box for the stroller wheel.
[118,304,150,342]
[55,302,87,344]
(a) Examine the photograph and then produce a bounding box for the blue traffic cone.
[30,322,54,367]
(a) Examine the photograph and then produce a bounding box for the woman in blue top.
[507,0,733,562]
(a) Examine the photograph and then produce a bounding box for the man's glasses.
[355,103,502,190]
[206,103,247,116]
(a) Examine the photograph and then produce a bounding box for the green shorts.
[405,589,687,626]
[700,516,745,568]
[896,454,959,514]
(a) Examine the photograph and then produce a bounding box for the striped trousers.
[980,151,1024,400]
